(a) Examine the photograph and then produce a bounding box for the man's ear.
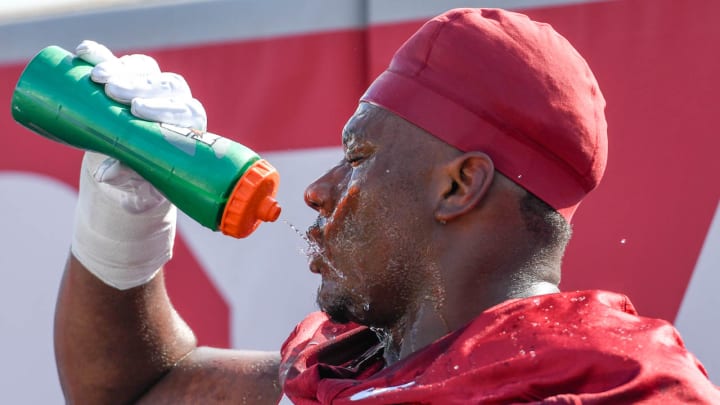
[435,152,494,223]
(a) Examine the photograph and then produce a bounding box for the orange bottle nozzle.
[219,159,281,238]
[258,195,281,222]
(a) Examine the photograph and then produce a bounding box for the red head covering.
[361,8,608,221]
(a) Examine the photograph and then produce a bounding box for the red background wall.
[0,1,718,400]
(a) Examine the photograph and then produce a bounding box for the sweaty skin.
[55,255,282,404]
[304,102,561,363]
[55,102,561,402]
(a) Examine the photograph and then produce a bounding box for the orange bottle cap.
[220,159,281,238]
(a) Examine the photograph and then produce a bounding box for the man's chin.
[323,308,353,324]
[317,294,354,324]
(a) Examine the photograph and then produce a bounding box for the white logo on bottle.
[159,122,231,158]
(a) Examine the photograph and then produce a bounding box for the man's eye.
[346,155,364,166]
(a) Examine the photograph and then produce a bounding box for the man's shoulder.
[462,289,670,357]
[450,289,719,402]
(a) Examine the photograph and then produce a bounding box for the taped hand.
[71,40,208,290]
[75,40,207,213]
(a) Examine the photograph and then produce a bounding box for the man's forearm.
[54,254,197,404]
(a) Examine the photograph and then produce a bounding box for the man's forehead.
[341,103,446,152]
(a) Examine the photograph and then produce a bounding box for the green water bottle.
[11,45,281,238]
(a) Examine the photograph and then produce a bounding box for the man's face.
[304,103,448,328]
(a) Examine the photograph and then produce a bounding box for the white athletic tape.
[132,97,207,131]
[72,152,176,290]
[105,71,191,104]
[75,40,116,66]
[67,40,205,290]
[91,54,161,84]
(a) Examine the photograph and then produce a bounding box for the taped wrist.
[71,160,176,290]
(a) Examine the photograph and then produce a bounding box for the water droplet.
[620,238,627,245]
[529,350,536,358]
[363,303,370,311]
[517,174,523,179]
[385,169,390,174]
[284,219,307,241]
[453,365,459,371]
[519,349,526,356]
[284,219,321,256]
[518,315,525,320]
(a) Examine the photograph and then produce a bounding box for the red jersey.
[280,290,720,404]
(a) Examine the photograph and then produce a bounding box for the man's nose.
[304,165,347,216]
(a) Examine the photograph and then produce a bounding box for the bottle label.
[159,122,232,158]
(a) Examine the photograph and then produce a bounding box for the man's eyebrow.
[341,129,351,147]
[342,126,360,148]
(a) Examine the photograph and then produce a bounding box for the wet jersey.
[280,290,720,404]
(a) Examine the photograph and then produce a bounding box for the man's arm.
[55,254,282,404]
[52,41,282,404]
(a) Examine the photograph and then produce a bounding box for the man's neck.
[381,279,560,366]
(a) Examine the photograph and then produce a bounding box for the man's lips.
[306,221,326,275]
[307,215,326,238]
[308,254,324,274]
